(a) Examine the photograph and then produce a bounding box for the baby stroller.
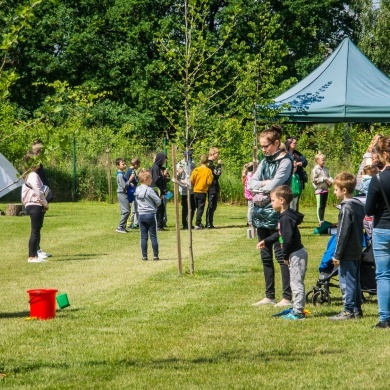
[306,234,376,306]
[306,234,339,305]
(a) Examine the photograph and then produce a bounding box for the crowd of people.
[242,128,390,327]
[21,130,390,328]
[111,147,223,260]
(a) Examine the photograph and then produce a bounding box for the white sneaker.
[37,249,51,258]
[274,299,292,307]
[252,298,276,306]
[28,257,46,263]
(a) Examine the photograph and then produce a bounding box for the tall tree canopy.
[1,0,373,148]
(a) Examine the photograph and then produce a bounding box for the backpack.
[117,172,135,203]
[291,173,302,197]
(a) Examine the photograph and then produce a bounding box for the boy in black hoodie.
[257,185,308,320]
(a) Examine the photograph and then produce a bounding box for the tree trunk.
[6,204,23,216]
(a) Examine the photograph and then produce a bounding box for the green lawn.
[0,201,387,389]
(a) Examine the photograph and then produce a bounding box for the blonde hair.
[138,169,152,183]
[368,134,384,153]
[200,154,208,164]
[315,152,325,164]
[32,143,44,154]
[209,147,220,156]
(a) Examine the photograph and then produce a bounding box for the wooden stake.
[171,145,182,275]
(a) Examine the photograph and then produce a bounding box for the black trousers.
[156,201,165,229]
[257,227,292,300]
[194,193,207,226]
[181,194,195,229]
[206,193,218,227]
[26,205,45,257]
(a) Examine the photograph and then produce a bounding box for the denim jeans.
[338,260,361,314]
[139,213,159,258]
[372,228,390,322]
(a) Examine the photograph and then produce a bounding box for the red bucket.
[27,289,58,320]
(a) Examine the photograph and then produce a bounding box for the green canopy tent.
[272,37,390,123]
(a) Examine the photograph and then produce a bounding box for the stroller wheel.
[305,290,314,304]
[312,290,331,306]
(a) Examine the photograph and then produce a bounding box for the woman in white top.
[356,134,383,190]
[21,156,49,263]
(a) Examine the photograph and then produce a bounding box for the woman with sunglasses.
[249,125,293,307]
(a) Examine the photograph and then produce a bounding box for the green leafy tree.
[157,0,242,149]
[0,0,47,99]
[268,0,364,79]
[6,0,174,146]
[358,0,390,76]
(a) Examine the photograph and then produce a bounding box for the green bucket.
[56,293,70,309]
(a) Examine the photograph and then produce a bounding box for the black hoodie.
[151,152,167,194]
[264,209,304,260]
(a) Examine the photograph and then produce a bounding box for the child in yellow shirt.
[190,154,213,230]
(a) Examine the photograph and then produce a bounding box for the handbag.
[301,170,308,183]
[252,191,271,207]
[26,182,53,201]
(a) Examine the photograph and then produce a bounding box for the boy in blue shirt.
[115,158,131,233]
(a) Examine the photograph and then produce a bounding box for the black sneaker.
[354,309,363,319]
[328,311,355,321]
[206,225,216,229]
[375,320,390,328]
[153,256,159,261]
[142,257,148,261]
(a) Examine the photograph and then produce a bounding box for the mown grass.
[0,201,388,389]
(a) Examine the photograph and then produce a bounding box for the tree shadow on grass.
[0,308,82,319]
[219,224,251,229]
[196,268,251,279]
[0,311,30,319]
[6,348,344,374]
[54,253,110,262]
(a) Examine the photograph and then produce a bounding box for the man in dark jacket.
[206,147,222,228]
[151,152,170,230]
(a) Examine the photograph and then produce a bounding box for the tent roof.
[0,152,24,198]
[272,37,390,123]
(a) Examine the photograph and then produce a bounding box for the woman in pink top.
[242,162,254,226]
[21,156,49,263]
